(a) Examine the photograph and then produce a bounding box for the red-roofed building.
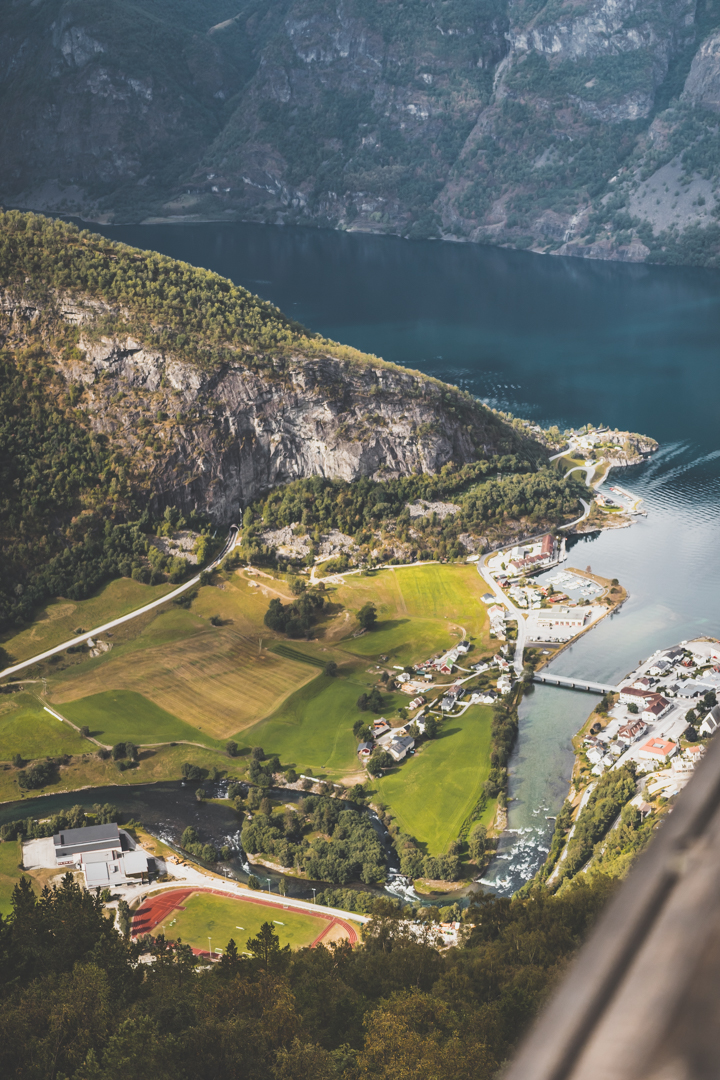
[638,737,678,762]
[642,697,671,721]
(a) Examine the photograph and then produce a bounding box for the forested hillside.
[0,210,586,632]
[0,872,614,1079]
[4,0,720,264]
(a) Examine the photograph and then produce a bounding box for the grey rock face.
[682,31,720,111]
[7,291,510,523]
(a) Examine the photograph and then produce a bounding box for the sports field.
[0,577,176,663]
[374,704,494,854]
[137,890,332,953]
[332,564,491,664]
[243,674,401,779]
[60,690,217,747]
[0,695,88,761]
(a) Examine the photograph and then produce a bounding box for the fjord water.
[97,221,720,891]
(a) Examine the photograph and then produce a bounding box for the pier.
[533,671,617,694]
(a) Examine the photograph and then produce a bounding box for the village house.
[701,704,720,736]
[648,658,672,677]
[617,718,649,745]
[357,741,373,758]
[388,735,415,762]
[633,676,655,691]
[642,697,671,722]
[619,686,654,708]
[497,674,513,695]
[373,719,390,736]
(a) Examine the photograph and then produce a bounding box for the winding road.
[0,526,239,682]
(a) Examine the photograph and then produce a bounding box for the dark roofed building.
[53,823,122,866]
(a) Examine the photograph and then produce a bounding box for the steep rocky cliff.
[4,0,720,265]
[0,212,534,527]
[60,318,511,522]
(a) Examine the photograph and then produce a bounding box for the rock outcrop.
[682,30,720,110]
[3,291,526,524]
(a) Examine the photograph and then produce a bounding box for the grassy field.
[156,891,326,953]
[0,578,176,663]
[374,705,494,854]
[0,694,89,761]
[330,564,491,665]
[0,840,22,916]
[60,690,219,748]
[242,674,403,780]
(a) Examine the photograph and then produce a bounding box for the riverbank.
[527,636,720,893]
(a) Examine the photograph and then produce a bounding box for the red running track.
[131,887,359,953]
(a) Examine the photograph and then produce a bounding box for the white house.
[642,697,671,722]
[701,704,720,736]
[388,736,415,762]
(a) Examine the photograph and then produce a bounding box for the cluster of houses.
[486,603,507,639]
[357,716,417,764]
[641,645,720,700]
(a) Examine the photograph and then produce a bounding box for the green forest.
[241,795,388,885]
[0,870,616,1079]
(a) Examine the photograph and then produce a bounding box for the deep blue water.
[77,221,720,890]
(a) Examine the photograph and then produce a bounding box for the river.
[77,221,720,893]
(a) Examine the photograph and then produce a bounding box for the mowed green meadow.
[374,705,494,854]
[241,675,405,779]
[61,690,219,748]
[333,563,491,665]
[158,892,327,953]
[0,695,89,761]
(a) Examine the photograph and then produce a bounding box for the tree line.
[0,869,616,1080]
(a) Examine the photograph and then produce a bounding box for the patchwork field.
[0,695,89,761]
[0,578,176,664]
[374,704,494,855]
[243,674,404,779]
[60,690,217,748]
[49,604,318,740]
[147,891,328,953]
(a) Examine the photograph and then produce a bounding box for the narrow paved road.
[0,526,239,681]
[477,557,527,675]
[558,498,592,531]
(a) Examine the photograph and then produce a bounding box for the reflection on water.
[58,221,720,894]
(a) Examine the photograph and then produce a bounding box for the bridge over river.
[533,671,618,695]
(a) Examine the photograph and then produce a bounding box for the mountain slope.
[4,1,720,264]
[0,210,586,630]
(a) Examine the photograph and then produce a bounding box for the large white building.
[53,823,149,888]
